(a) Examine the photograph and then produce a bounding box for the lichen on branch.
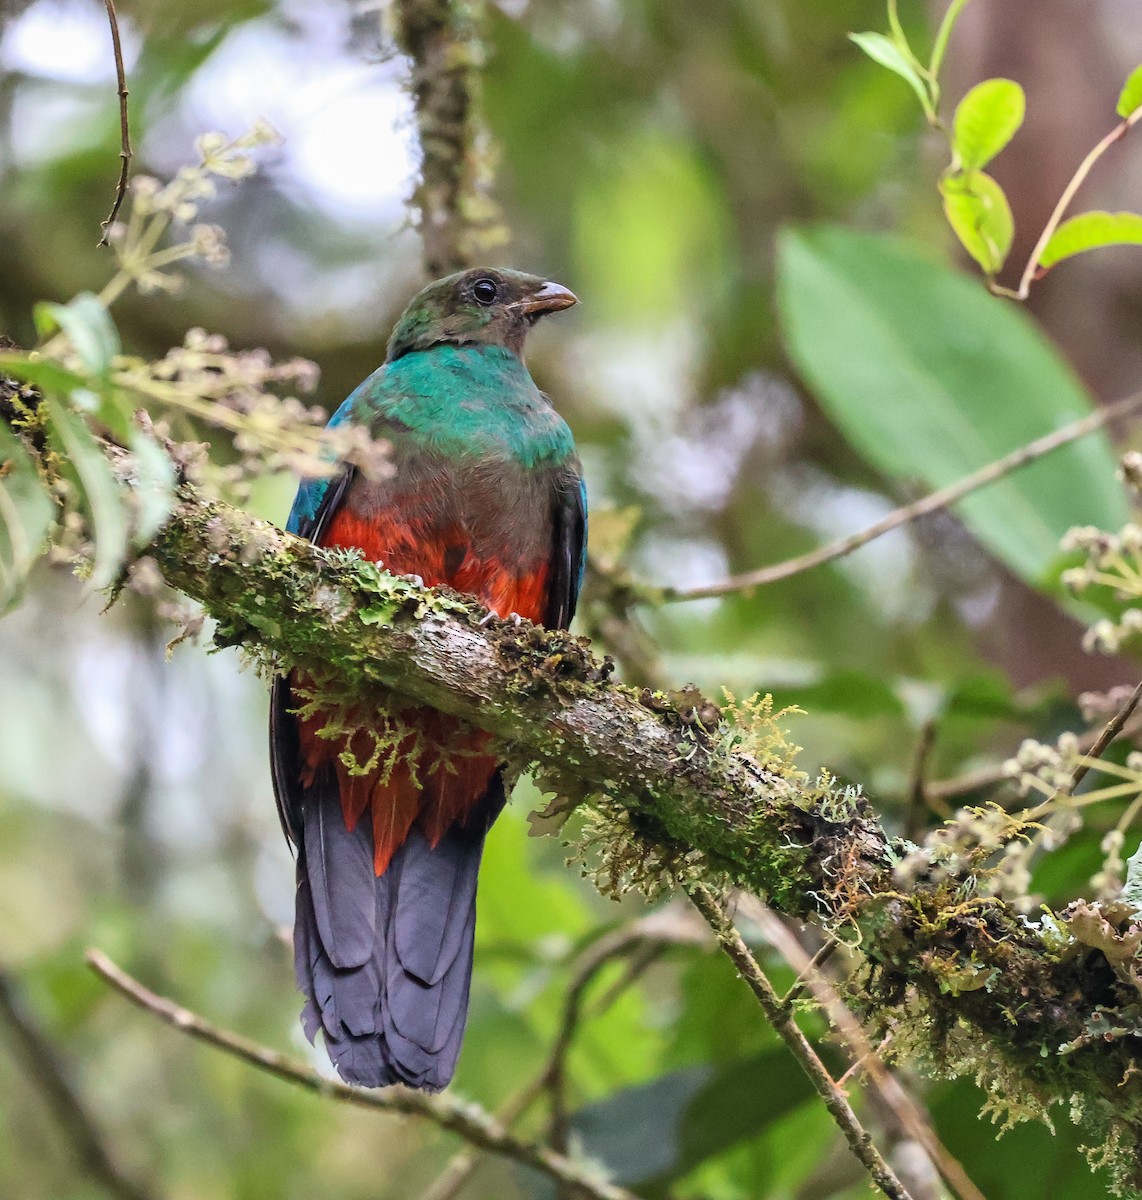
[393,0,502,276]
[130,480,1142,1193]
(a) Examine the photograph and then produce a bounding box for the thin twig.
[836,1033,894,1089]
[664,388,1142,602]
[687,887,915,1200]
[1018,678,1142,865]
[752,908,988,1200]
[546,927,648,1154]
[906,720,939,839]
[0,967,154,1200]
[1069,677,1142,794]
[992,106,1142,302]
[418,914,703,1200]
[927,701,1142,804]
[417,1082,542,1200]
[98,0,132,247]
[85,950,640,1200]
[780,936,839,1008]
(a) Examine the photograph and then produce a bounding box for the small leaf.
[1117,64,1142,119]
[0,353,90,397]
[848,32,932,114]
[0,350,133,442]
[0,424,55,612]
[127,429,176,545]
[1039,211,1142,271]
[953,78,1025,170]
[46,396,129,589]
[941,170,1014,274]
[34,293,120,375]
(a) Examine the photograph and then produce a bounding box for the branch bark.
[131,480,1142,1181]
[393,0,489,276]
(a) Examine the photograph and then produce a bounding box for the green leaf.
[128,429,176,545]
[524,1049,825,1194]
[0,349,134,444]
[1039,211,1142,271]
[940,170,1014,273]
[0,424,55,612]
[774,670,905,718]
[931,1077,1117,1198]
[0,354,90,398]
[776,226,1129,589]
[46,396,130,589]
[952,78,1025,170]
[34,293,120,375]
[1117,64,1142,119]
[848,32,932,114]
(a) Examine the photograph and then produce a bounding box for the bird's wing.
[272,462,358,846]
[544,470,587,631]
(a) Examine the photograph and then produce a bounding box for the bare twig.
[991,106,1142,302]
[419,912,704,1200]
[98,0,132,247]
[906,720,939,838]
[0,967,154,1200]
[1069,677,1142,794]
[664,388,1142,602]
[687,887,915,1200]
[752,908,988,1200]
[85,949,640,1200]
[580,563,668,690]
[780,936,839,1008]
[393,0,492,276]
[1018,677,1142,864]
[927,699,1142,803]
[544,920,695,1155]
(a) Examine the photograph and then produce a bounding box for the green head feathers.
[386,268,577,363]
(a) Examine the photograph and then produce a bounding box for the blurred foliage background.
[2,0,1142,1196]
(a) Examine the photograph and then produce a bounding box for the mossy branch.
[394,0,492,276]
[138,481,1142,1191]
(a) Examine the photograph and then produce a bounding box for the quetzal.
[269,268,584,1091]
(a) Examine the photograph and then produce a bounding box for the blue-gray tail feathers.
[293,767,504,1090]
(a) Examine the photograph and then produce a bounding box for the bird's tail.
[292,766,504,1090]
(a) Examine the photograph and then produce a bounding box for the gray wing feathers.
[301,769,376,970]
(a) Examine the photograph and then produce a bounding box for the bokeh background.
[2,0,1142,1196]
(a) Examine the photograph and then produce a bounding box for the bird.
[269,267,584,1091]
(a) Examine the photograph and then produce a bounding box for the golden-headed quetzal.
[270,268,584,1090]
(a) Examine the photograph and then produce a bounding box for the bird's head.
[385,268,578,362]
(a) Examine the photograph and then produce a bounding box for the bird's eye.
[472,277,498,305]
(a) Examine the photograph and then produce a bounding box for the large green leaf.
[931,1078,1115,1198]
[127,428,177,545]
[524,1048,825,1197]
[776,226,1129,587]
